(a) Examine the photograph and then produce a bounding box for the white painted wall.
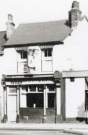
[2,48,18,74]
[0,48,18,120]
[53,19,88,71]
[20,87,27,107]
[66,78,85,118]
[0,77,3,121]
[53,19,88,118]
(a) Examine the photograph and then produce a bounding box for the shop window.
[22,86,28,91]
[30,86,36,92]
[48,85,55,91]
[27,93,43,108]
[38,85,44,92]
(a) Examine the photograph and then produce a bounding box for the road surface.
[0,130,79,135]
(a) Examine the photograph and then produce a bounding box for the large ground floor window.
[27,93,43,108]
[25,84,55,108]
[27,93,55,108]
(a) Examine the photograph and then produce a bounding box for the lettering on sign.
[10,81,22,85]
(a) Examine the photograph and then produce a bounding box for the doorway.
[48,93,55,108]
[7,87,17,122]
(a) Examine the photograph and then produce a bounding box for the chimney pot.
[72,1,79,9]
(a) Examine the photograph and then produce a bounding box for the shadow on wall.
[76,103,87,122]
[0,96,2,122]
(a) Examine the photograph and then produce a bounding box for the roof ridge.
[4,19,71,47]
[0,30,6,33]
[19,19,66,25]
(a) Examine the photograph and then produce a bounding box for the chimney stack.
[68,1,82,28]
[6,14,15,40]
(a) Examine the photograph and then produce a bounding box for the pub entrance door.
[7,87,17,122]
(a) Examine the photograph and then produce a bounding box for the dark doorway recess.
[85,90,88,111]
[48,93,55,108]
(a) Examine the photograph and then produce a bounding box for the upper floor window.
[21,51,27,59]
[0,47,4,56]
[41,48,53,72]
[44,48,52,57]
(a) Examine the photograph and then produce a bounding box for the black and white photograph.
[0,0,88,134]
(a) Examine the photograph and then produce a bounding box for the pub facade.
[0,1,88,123]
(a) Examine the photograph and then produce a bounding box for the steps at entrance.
[20,108,61,123]
[20,108,43,116]
[20,108,43,123]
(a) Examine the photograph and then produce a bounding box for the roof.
[0,31,6,47]
[4,20,71,47]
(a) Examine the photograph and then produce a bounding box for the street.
[0,130,79,135]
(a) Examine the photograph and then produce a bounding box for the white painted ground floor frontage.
[1,71,88,123]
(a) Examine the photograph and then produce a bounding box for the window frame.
[41,48,53,72]
[44,48,52,57]
[20,51,27,59]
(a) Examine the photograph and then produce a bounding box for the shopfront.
[2,73,61,123]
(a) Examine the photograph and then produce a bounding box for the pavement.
[0,123,88,135]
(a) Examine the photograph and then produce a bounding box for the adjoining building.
[0,1,88,123]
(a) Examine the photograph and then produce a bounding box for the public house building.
[0,1,88,123]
